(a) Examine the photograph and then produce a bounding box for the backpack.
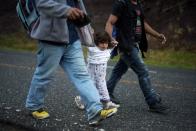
[16,0,39,34]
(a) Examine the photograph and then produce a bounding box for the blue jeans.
[107,45,159,106]
[26,40,102,120]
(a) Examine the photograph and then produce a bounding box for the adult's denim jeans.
[26,40,102,120]
[107,45,159,106]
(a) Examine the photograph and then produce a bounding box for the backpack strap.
[16,0,39,34]
[31,0,39,15]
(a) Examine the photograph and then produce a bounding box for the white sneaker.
[104,101,120,109]
[74,96,85,110]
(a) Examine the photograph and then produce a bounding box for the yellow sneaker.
[31,108,50,119]
[89,107,117,126]
[100,107,117,119]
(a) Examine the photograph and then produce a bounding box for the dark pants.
[107,45,160,106]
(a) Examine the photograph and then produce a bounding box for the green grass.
[0,33,196,70]
[0,33,36,52]
[143,49,196,70]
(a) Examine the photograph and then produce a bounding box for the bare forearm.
[144,21,167,44]
[105,15,118,40]
[105,21,114,39]
[144,21,160,38]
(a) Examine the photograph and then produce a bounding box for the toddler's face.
[97,42,108,51]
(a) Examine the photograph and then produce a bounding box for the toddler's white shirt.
[87,46,112,64]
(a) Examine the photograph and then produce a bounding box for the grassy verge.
[0,33,36,52]
[0,34,196,70]
[143,49,196,70]
[107,49,196,70]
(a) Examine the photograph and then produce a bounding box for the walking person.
[25,0,117,126]
[75,31,120,110]
[105,0,168,113]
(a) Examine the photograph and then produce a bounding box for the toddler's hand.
[111,39,118,47]
[111,38,118,47]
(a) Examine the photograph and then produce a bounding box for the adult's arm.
[35,0,83,19]
[105,14,118,41]
[144,20,166,44]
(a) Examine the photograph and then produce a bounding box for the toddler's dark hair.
[94,31,112,48]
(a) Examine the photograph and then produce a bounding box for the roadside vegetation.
[0,34,195,70]
[142,49,196,70]
[109,49,196,70]
[0,33,37,52]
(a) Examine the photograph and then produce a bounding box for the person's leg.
[74,63,97,110]
[106,57,129,104]
[87,63,96,86]
[94,64,110,101]
[121,46,163,106]
[88,63,120,109]
[60,40,117,121]
[107,58,129,95]
[26,41,64,111]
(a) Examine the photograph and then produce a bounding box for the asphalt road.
[0,50,196,131]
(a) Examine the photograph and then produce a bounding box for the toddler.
[75,31,119,109]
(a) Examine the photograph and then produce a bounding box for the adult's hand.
[67,8,84,20]
[158,34,167,44]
